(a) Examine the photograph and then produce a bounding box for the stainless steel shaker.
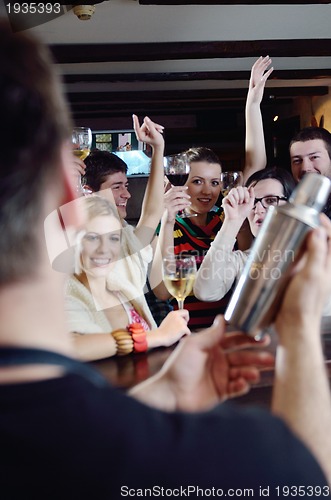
[224,173,331,338]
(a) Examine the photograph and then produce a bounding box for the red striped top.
[171,208,234,330]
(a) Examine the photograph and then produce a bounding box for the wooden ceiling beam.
[51,39,331,64]
[63,69,331,84]
[138,0,330,3]
[66,86,328,105]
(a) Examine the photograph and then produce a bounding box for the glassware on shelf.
[220,171,244,197]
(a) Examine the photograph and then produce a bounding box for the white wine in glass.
[72,149,90,162]
[162,255,197,310]
[220,171,244,197]
[72,127,92,194]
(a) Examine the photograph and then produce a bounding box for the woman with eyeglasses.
[194,167,295,302]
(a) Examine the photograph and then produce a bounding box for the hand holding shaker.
[224,173,331,338]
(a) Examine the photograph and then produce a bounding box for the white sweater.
[194,227,249,302]
[194,232,331,316]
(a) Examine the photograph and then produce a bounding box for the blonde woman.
[65,196,190,361]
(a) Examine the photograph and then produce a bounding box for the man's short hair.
[83,150,128,192]
[0,20,71,284]
[290,127,331,161]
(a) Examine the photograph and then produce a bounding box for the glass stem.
[177,299,184,310]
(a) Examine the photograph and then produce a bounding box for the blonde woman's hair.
[74,195,121,275]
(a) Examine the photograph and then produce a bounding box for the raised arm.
[194,186,254,302]
[272,214,331,485]
[244,56,273,182]
[132,114,165,248]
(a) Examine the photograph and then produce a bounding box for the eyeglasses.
[253,195,287,210]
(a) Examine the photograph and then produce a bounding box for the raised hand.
[132,114,164,149]
[222,186,255,222]
[244,56,273,181]
[164,185,191,223]
[247,55,274,105]
[69,154,86,196]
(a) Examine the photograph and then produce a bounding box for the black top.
[0,348,327,499]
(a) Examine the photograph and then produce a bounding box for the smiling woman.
[194,167,296,304]
[152,146,233,330]
[64,196,190,361]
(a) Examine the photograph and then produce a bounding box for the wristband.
[127,323,148,353]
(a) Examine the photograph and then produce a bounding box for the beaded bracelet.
[111,323,148,356]
[111,329,134,356]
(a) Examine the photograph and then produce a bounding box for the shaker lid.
[289,173,331,211]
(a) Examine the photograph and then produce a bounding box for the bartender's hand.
[275,213,331,339]
[130,315,274,411]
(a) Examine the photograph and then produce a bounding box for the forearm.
[149,216,174,299]
[194,218,243,301]
[244,101,267,182]
[136,143,165,245]
[272,319,331,484]
[129,371,176,410]
[70,332,117,361]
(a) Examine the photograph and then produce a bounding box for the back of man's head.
[83,150,128,192]
[290,127,331,161]
[0,20,71,285]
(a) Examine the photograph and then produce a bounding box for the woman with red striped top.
[149,57,274,329]
[152,147,234,330]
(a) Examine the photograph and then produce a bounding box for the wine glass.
[163,153,197,218]
[220,171,244,197]
[162,255,197,310]
[71,127,92,195]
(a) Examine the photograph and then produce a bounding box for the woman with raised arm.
[150,57,273,330]
[194,167,295,302]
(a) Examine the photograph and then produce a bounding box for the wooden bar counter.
[90,318,331,409]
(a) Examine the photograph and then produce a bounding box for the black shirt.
[0,372,327,499]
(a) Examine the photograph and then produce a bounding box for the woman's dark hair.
[184,147,221,166]
[245,167,296,200]
[83,149,128,192]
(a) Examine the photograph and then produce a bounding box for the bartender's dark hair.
[0,21,71,283]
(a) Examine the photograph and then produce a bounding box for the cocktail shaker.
[224,173,331,338]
